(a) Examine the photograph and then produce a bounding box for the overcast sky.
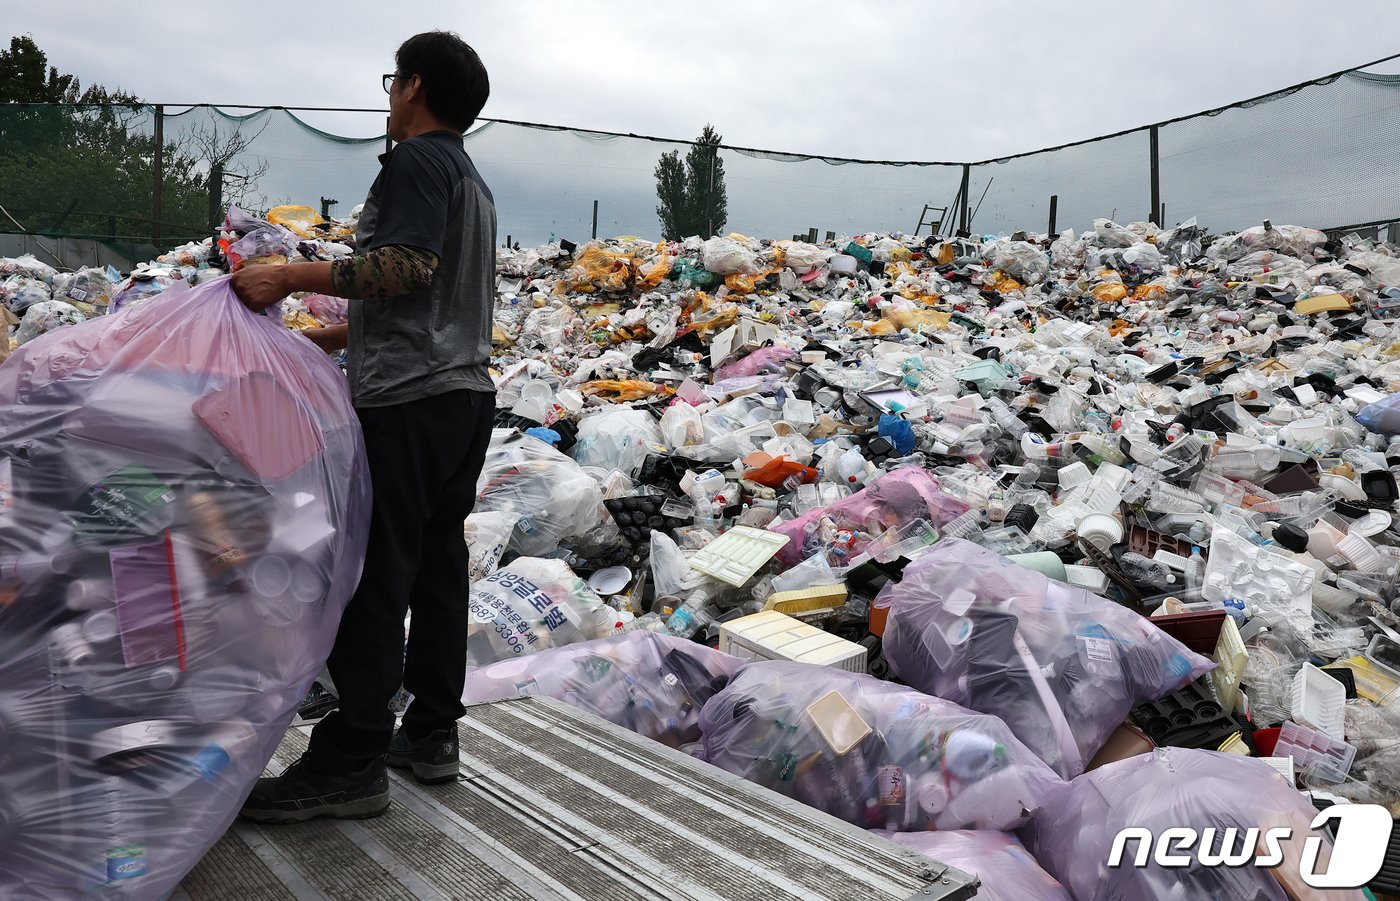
[8,0,1400,161]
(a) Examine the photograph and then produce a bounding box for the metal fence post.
[958,164,971,234]
[592,200,598,240]
[1049,195,1058,236]
[1149,125,1161,226]
[153,104,164,245]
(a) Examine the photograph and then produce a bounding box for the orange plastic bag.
[581,379,675,402]
[742,452,818,489]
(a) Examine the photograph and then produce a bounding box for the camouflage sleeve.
[329,245,439,300]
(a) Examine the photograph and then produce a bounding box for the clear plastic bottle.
[1011,461,1042,491]
[985,397,1027,439]
[939,510,984,541]
[1185,546,1205,594]
[1119,552,1177,585]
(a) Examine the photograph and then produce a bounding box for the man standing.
[231,31,495,822]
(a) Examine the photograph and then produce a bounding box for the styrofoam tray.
[689,526,790,587]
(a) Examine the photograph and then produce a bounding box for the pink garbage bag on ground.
[699,661,1064,832]
[0,275,369,899]
[463,631,743,747]
[769,467,969,567]
[1020,748,1367,901]
[881,539,1212,779]
[870,830,1071,901]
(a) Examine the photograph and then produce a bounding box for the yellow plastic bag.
[885,308,950,332]
[563,245,634,293]
[1091,282,1129,303]
[283,310,321,331]
[267,205,325,239]
[724,267,777,295]
[988,272,1023,294]
[637,251,673,290]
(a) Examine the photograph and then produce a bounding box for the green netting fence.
[1,52,1398,257]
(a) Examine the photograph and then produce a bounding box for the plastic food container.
[1290,663,1345,739]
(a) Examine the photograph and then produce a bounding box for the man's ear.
[404,74,423,103]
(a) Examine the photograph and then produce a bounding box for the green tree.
[0,35,266,247]
[653,124,728,241]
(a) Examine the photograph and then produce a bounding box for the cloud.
[6,0,1400,240]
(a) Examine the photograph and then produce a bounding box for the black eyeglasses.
[382,73,397,94]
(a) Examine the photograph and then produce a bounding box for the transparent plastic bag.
[465,558,615,666]
[701,236,760,275]
[699,661,1065,831]
[0,275,370,899]
[15,299,84,345]
[463,510,520,583]
[474,429,604,557]
[572,407,663,477]
[462,631,743,747]
[881,539,1213,779]
[1020,748,1365,901]
[659,401,707,450]
[869,830,1071,901]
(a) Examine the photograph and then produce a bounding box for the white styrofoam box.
[1291,663,1346,739]
[720,610,867,673]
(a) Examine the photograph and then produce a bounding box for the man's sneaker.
[239,755,389,824]
[386,725,460,784]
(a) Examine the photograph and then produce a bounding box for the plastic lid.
[1272,522,1310,554]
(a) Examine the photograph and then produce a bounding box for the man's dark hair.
[395,31,490,132]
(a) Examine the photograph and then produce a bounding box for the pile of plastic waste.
[10,209,1400,897]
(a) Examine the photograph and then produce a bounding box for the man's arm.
[230,245,439,312]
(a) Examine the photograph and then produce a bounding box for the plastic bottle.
[939,510,984,541]
[1011,462,1042,491]
[1119,552,1177,585]
[985,397,1027,438]
[1185,547,1205,594]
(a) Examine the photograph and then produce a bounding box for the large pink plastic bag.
[463,631,743,747]
[870,830,1071,901]
[769,467,970,567]
[881,539,1211,779]
[1020,748,1365,901]
[0,275,369,899]
[698,661,1064,832]
[711,345,796,383]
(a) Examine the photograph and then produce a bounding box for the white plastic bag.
[466,557,616,666]
[701,237,760,275]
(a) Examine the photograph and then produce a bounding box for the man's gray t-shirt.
[347,130,496,407]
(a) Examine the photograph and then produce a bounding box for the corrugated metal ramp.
[175,696,979,901]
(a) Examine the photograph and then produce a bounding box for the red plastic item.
[1253,726,1281,757]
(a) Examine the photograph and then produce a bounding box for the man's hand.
[301,324,350,354]
[230,265,292,313]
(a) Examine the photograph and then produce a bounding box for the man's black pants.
[307,388,495,773]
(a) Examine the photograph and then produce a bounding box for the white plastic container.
[828,254,858,275]
[1291,663,1346,739]
[719,610,867,672]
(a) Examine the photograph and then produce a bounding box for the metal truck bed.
[175,695,979,900]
